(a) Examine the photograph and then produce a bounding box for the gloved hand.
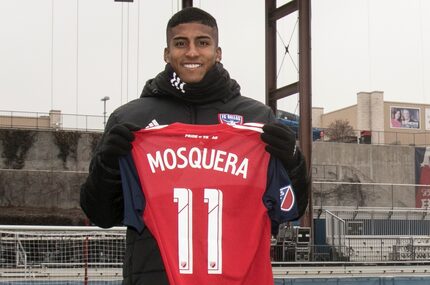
[261,122,298,171]
[99,123,141,169]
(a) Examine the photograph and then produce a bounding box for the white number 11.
[173,188,223,274]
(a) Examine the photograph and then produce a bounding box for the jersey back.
[123,123,277,285]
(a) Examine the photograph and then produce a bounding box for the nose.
[185,43,198,57]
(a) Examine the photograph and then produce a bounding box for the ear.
[164,47,170,63]
[216,47,222,63]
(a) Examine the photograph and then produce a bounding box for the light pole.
[101,96,110,127]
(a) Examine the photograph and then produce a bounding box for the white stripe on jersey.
[143,122,265,133]
[232,123,264,133]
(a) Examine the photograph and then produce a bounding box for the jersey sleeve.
[119,154,146,233]
[263,156,299,235]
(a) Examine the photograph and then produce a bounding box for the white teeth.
[184,64,200,69]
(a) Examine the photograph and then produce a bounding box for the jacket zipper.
[189,104,197,124]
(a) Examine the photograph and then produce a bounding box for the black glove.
[261,122,298,171]
[99,123,141,169]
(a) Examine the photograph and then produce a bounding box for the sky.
[0,0,429,126]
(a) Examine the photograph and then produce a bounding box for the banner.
[426,108,430,130]
[416,147,430,208]
[390,106,420,129]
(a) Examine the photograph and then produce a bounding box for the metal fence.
[324,210,346,256]
[271,240,430,263]
[318,128,430,146]
[1,110,429,145]
[2,218,430,283]
[0,110,104,132]
[312,181,428,208]
[5,224,428,275]
[0,226,124,283]
[310,206,430,263]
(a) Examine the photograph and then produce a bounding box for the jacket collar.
[141,63,241,104]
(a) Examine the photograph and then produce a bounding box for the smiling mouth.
[183,63,202,69]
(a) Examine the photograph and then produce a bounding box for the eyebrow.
[171,35,213,42]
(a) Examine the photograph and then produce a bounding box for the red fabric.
[130,123,274,285]
[417,165,430,208]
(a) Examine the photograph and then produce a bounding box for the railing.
[325,210,346,257]
[2,225,430,283]
[1,225,427,272]
[1,110,429,145]
[0,110,105,132]
[0,226,124,282]
[318,128,430,146]
[271,241,430,263]
[2,221,430,267]
[15,238,27,269]
[313,181,430,208]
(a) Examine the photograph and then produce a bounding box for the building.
[0,110,105,131]
[313,91,430,145]
[0,110,62,130]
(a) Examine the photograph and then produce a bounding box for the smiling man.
[165,20,221,83]
[80,7,309,285]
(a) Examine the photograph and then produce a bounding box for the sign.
[390,106,420,129]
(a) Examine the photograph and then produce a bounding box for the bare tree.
[324,119,356,143]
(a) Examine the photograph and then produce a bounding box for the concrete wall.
[312,142,416,208]
[0,128,421,225]
[0,128,100,225]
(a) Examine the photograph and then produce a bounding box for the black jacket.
[80,64,309,284]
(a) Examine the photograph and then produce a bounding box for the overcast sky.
[0,0,429,125]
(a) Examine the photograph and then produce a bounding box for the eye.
[174,40,186,48]
[198,40,210,47]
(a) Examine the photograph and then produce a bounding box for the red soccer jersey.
[120,123,293,285]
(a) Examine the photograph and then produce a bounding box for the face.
[394,110,400,119]
[164,22,222,84]
[403,110,410,120]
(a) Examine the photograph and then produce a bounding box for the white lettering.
[235,158,248,179]
[147,151,165,173]
[163,149,177,170]
[189,147,202,169]
[213,150,226,172]
[202,149,215,169]
[146,147,249,179]
[223,153,238,174]
[177,147,188,169]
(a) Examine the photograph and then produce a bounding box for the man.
[80,7,309,285]
[401,109,419,129]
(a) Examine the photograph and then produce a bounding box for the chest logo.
[218,113,244,125]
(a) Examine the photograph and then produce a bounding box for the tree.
[325,119,356,143]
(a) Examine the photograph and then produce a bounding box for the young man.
[401,109,419,129]
[80,7,309,285]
